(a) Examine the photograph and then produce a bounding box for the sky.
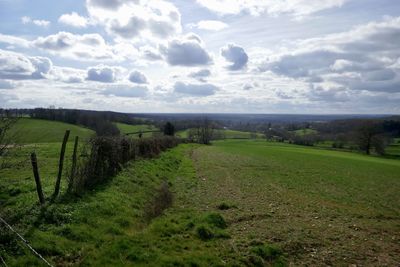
[0,0,399,114]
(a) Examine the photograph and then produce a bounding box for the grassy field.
[177,129,264,139]
[291,128,318,136]
[7,118,94,144]
[116,122,159,138]
[1,137,399,265]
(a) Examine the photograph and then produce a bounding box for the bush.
[71,136,181,194]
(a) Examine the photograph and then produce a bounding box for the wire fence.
[0,216,53,267]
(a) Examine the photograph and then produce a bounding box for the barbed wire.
[0,254,8,267]
[0,216,53,267]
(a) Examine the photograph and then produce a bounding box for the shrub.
[70,136,181,194]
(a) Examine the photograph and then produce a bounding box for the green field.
[115,122,159,134]
[6,118,94,144]
[1,136,400,265]
[177,129,264,139]
[292,128,318,136]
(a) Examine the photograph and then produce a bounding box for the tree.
[163,122,175,136]
[356,121,388,155]
[0,116,18,157]
[357,122,376,154]
[196,118,214,145]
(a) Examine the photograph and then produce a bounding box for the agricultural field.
[6,118,94,144]
[177,129,264,139]
[115,122,160,138]
[291,128,318,136]
[1,124,399,266]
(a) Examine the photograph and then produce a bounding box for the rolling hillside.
[6,118,94,144]
[1,138,399,265]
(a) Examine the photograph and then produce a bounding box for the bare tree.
[356,121,388,155]
[196,117,214,145]
[0,116,18,157]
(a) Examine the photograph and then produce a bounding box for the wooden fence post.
[53,130,70,199]
[68,136,79,193]
[30,152,45,205]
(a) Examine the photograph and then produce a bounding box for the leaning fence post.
[53,130,70,199]
[30,152,45,205]
[68,136,79,193]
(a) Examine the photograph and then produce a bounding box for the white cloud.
[188,20,228,31]
[173,81,219,96]
[189,69,211,81]
[259,16,400,93]
[0,49,52,80]
[33,32,121,61]
[101,85,149,98]
[196,0,347,18]
[129,70,148,84]
[221,43,248,70]
[0,34,30,48]
[58,12,89,28]
[160,34,212,67]
[86,0,181,40]
[21,16,50,27]
[86,65,122,83]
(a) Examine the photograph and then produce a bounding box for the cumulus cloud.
[129,70,148,84]
[196,0,347,17]
[160,34,212,67]
[58,12,89,28]
[33,32,119,61]
[173,81,218,96]
[0,49,52,80]
[21,16,50,27]
[86,65,120,83]
[101,85,149,98]
[188,20,228,31]
[221,43,248,70]
[86,0,181,40]
[50,66,85,83]
[259,16,400,93]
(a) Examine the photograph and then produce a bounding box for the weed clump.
[247,243,285,266]
[217,202,236,210]
[144,181,173,221]
[204,213,227,229]
[196,225,214,241]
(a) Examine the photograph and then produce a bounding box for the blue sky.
[0,0,399,113]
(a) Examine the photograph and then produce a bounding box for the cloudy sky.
[0,0,399,114]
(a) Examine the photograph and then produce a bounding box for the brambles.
[71,136,181,194]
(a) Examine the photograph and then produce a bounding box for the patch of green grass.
[292,128,318,136]
[115,122,159,135]
[176,128,264,139]
[6,118,94,144]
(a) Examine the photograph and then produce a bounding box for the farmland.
[1,118,399,266]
